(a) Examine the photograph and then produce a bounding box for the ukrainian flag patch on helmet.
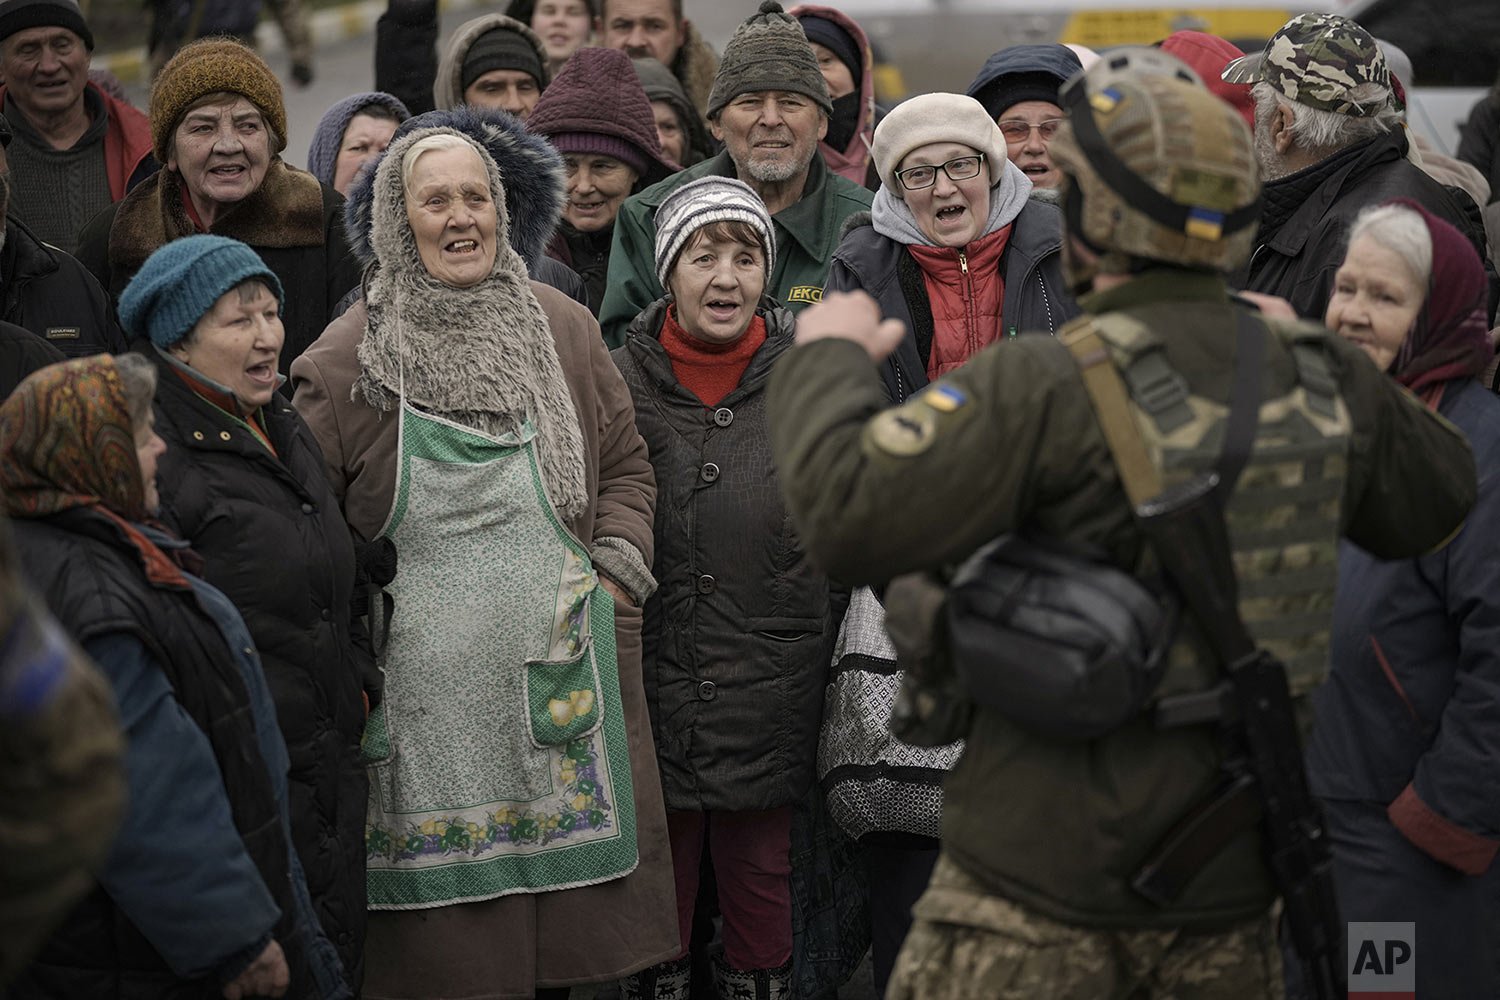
[1089,87,1123,113]
[1185,207,1226,241]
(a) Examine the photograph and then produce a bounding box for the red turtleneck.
[660,305,767,407]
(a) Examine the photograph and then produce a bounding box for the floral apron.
[363,395,638,909]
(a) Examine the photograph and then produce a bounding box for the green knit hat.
[706,1,831,120]
[150,38,288,161]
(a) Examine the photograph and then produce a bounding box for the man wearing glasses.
[967,44,1082,192]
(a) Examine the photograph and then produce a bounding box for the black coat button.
[713,407,734,427]
[301,502,315,514]
[696,574,715,595]
[321,608,332,621]
[697,680,717,701]
[701,462,720,483]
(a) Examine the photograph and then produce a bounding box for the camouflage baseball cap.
[1221,13,1390,117]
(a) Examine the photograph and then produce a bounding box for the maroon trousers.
[666,807,794,970]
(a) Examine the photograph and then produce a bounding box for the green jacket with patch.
[768,268,1477,929]
[597,150,873,349]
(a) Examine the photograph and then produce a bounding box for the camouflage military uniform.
[888,856,1283,1000]
[771,273,1472,999]
[769,56,1477,1000]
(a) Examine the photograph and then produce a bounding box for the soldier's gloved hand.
[794,290,906,362]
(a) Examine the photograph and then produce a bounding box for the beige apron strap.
[1059,319,1163,507]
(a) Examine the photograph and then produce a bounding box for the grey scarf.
[871,157,1033,248]
[355,126,588,520]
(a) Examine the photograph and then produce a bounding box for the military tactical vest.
[1062,311,1354,705]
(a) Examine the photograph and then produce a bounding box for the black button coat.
[144,346,368,986]
[614,298,834,813]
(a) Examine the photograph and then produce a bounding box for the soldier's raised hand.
[794,291,907,362]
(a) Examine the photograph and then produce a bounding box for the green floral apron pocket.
[524,637,604,748]
[362,702,393,764]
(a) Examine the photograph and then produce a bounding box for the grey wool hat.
[706,0,832,120]
[653,177,776,287]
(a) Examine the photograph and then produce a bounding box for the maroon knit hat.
[526,47,680,182]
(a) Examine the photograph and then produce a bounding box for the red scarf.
[660,305,767,407]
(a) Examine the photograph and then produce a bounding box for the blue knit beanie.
[306,92,410,188]
[118,236,285,349]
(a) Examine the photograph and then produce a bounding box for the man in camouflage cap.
[764,49,1477,999]
[1227,12,1493,321]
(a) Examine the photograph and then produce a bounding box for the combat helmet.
[1049,47,1261,287]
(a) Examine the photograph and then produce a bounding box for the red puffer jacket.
[907,225,1012,381]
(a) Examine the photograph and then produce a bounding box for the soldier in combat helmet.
[767,54,1478,998]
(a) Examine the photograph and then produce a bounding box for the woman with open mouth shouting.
[116,234,372,992]
[612,176,836,1000]
[827,92,1076,407]
[75,38,360,382]
[291,118,675,1000]
[819,91,1077,994]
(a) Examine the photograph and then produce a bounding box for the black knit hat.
[707,1,832,119]
[0,0,93,49]
[461,25,547,92]
[797,13,861,90]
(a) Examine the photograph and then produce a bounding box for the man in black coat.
[0,114,125,359]
[1226,13,1496,322]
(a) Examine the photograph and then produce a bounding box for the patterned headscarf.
[0,356,145,521]
[0,357,191,587]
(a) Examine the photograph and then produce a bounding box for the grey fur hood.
[344,105,565,271]
[434,13,550,111]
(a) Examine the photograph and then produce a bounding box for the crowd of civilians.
[1,0,1499,997]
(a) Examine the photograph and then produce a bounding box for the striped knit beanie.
[119,236,284,349]
[653,177,775,287]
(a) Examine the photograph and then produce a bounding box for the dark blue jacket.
[1309,377,1500,874]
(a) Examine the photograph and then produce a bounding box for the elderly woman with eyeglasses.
[826,93,1076,405]
[818,90,1077,996]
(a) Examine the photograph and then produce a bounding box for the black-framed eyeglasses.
[895,154,985,191]
[997,118,1064,143]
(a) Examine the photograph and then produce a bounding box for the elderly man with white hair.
[1226,12,1493,321]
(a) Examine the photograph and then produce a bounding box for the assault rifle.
[1130,473,1345,1000]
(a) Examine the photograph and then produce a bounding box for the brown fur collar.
[675,23,720,117]
[108,160,326,277]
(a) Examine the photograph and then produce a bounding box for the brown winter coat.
[289,290,678,998]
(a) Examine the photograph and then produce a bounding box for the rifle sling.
[1065,308,1277,902]
[1060,324,1162,506]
